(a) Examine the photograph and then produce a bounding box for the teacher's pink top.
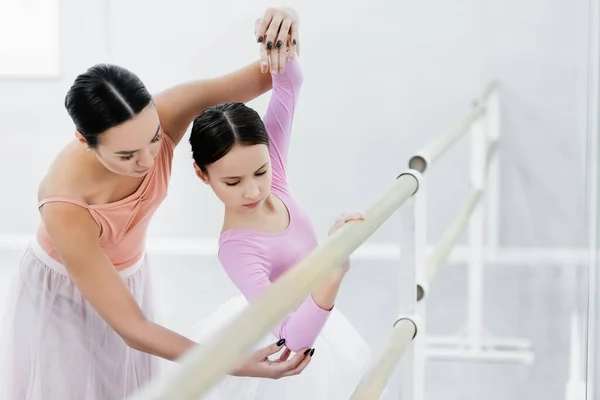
[36,132,175,271]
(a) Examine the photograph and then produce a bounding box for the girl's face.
[195,143,272,212]
[77,104,163,178]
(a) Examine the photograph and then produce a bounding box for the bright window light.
[0,0,59,77]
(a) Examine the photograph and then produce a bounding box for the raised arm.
[264,57,304,183]
[153,7,300,147]
[153,61,272,147]
[219,239,330,352]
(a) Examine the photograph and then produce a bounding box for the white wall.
[0,0,589,249]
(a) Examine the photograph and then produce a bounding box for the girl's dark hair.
[189,102,270,173]
[64,64,153,148]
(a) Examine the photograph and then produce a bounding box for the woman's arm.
[154,7,300,147]
[153,61,272,147]
[43,202,195,360]
[41,203,313,376]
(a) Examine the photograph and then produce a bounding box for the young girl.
[0,8,316,400]
[187,50,379,398]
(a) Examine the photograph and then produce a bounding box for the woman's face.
[80,104,163,177]
[195,143,273,212]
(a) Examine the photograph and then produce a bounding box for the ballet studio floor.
[0,247,581,400]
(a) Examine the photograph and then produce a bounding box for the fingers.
[277,44,288,74]
[274,22,292,72]
[339,212,366,224]
[276,348,291,363]
[275,16,293,51]
[280,349,313,377]
[328,219,347,236]
[271,349,308,375]
[270,46,280,74]
[286,39,297,62]
[329,212,365,236]
[259,44,270,73]
[264,15,283,51]
[255,339,287,359]
[254,18,262,41]
[256,10,273,43]
[290,21,299,54]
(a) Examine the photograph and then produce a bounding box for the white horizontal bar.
[426,335,532,350]
[0,234,401,260]
[0,234,591,265]
[425,348,534,364]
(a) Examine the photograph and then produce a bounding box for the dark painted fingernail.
[266,41,273,50]
[303,348,311,355]
[257,36,263,43]
[276,40,283,48]
[277,338,285,346]
[310,349,315,356]
[293,39,297,45]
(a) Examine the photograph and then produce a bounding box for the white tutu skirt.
[187,294,389,400]
[0,241,157,400]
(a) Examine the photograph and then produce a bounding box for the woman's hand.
[254,7,300,74]
[329,212,365,273]
[231,340,312,379]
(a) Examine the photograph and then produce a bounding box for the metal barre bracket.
[396,168,423,196]
[416,278,429,302]
[393,314,421,340]
[408,153,430,174]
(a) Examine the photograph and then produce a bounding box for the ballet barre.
[409,81,534,400]
[128,169,422,399]
[345,81,504,400]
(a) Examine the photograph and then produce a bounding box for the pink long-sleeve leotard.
[218,58,332,352]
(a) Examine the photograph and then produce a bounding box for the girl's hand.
[328,212,365,273]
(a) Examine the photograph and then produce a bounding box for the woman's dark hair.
[189,102,270,173]
[64,64,153,148]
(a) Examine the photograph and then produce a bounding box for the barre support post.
[467,114,486,350]
[424,86,534,364]
[350,315,420,400]
[411,167,427,400]
[484,87,500,256]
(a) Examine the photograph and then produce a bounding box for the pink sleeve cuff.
[278,295,332,352]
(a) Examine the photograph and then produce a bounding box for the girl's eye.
[120,155,134,161]
[225,181,240,187]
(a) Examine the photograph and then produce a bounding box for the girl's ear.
[193,163,210,184]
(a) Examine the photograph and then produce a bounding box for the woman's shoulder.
[38,141,90,205]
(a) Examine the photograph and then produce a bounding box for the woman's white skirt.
[188,294,388,400]
[0,241,157,400]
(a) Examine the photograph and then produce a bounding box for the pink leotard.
[218,58,332,352]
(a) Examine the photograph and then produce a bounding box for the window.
[0,0,59,77]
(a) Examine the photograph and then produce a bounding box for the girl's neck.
[222,193,278,232]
